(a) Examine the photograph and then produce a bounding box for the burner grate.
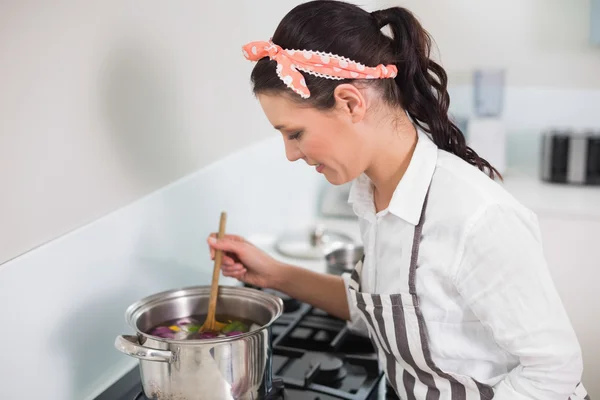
[271,304,384,400]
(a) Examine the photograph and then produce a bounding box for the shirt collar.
[348,129,438,225]
[347,173,375,219]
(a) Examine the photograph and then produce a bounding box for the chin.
[323,171,354,186]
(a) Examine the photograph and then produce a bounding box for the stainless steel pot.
[114,285,284,400]
[325,243,364,275]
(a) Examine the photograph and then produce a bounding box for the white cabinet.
[537,215,600,398]
[592,0,600,44]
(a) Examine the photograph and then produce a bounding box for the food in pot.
[147,315,259,340]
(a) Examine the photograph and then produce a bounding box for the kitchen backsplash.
[0,136,326,400]
[449,85,600,172]
[449,85,600,132]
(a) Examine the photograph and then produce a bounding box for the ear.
[333,84,367,123]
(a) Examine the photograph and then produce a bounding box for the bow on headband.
[242,40,398,99]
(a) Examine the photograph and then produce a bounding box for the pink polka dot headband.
[242,40,398,99]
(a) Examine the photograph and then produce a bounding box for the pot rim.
[124,285,284,344]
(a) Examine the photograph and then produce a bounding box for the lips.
[316,164,325,173]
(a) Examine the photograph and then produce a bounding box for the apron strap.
[409,189,431,296]
[348,254,364,291]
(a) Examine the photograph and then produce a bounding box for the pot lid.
[274,224,353,260]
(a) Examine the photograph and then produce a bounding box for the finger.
[207,234,216,258]
[226,251,241,264]
[222,263,245,273]
[222,255,236,265]
[227,269,247,280]
[227,234,246,242]
[231,272,246,282]
[208,232,246,242]
[222,267,246,278]
[207,236,244,253]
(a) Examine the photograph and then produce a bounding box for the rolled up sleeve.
[341,271,369,336]
[454,204,584,400]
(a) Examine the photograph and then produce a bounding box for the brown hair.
[249,0,501,180]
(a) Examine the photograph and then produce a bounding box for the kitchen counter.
[247,217,362,275]
[500,169,600,219]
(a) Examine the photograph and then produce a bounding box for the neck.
[364,113,418,212]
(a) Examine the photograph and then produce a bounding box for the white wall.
[0,0,310,264]
[379,0,600,88]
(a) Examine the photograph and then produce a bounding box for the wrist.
[270,261,293,292]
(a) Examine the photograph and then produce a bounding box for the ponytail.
[371,8,502,180]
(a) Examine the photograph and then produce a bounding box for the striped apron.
[346,191,590,400]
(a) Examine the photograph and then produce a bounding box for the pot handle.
[114,335,176,363]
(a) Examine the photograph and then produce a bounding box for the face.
[257,86,371,185]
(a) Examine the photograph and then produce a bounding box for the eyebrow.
[274,124,286,130]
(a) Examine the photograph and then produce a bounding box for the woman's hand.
[207,233,351,321]
[206,233,283,289]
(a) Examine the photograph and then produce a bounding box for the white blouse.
[342,130,584,399]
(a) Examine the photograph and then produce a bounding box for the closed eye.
[288,131,303,140]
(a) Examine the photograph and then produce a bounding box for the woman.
[207,1,588,399]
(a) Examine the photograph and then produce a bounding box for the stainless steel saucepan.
[115,285,283,400]
[325,243,364,275]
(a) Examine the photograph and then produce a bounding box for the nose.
[283,140,303,162]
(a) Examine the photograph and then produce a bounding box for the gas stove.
[95,287,399,400]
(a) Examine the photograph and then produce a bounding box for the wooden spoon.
[199,211,228,333]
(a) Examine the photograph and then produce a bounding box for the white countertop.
[499,169,600,220]
[247,217,362,275]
